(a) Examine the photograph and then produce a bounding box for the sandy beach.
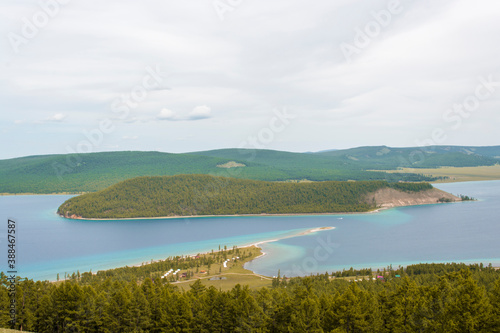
[60,210,384,221]
[59,195,461,221]
[242,226,334,246]
[226,226,335,265]
[125,226,335,270]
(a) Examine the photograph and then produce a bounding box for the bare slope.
[366,188,460,209]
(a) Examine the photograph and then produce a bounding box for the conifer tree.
[332,282,379,332]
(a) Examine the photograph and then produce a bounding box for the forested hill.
[1,145,498,194]
[311,145,500,169]
[57,175,434,219]
[0,150,429,194]
[3,261,500,332]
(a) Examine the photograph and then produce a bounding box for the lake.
[1,180,499,281]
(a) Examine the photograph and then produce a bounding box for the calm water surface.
[0,180,498,280]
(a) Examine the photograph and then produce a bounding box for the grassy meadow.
[382,165,500,183]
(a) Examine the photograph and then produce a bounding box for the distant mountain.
[312,145,500,170]
[316,148,340,153]
[0,145,498,194]
[0,151,231,194]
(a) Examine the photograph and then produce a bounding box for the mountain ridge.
[1,145,498,194]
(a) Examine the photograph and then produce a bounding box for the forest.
[57,175,434,219]
[1,257,499,332]
[4,145,497,194]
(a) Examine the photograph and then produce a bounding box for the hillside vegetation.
[1,145,498,194]
[57,175,434,219]
[2,261,500,332]
[0,151,233,194]
[312,145,500,169]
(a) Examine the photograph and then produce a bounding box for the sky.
[1,0,500,159]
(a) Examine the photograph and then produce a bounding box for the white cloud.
[156,106,212,121]
[188,105,211,120]
[51,113,67,121]
[43,113,67,122]
[157,108,178,120]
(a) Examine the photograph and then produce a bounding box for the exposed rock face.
[61,211,82,219]
[216,161,246,168]
[365,188,460,208]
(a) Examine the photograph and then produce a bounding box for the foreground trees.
[1,263,499,332]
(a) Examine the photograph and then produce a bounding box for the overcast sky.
[1,0,499,159]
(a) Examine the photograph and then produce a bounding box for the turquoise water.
[247,181,500,277]
[1,180,499,280]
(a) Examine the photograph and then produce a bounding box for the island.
[57,174,460,219]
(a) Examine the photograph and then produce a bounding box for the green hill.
[313,145,500,169]
[0,150,425,194]
[1,145,498,194]
[191,145,499,175]
[57,174,433,219]
[0,151,250,194]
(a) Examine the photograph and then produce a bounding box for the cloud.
[49,113,67,122]
[156,106,212,121]
[157,108,178,120]
[188,105,212,120]
[36,113,67,123]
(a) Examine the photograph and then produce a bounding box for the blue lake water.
[1,180,499,281]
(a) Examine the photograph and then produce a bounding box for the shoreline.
[240,226,335,249]
[238,226,335,266]
[60,226,335,280]
[58,199,465,221]
[50,225,500,282]
[59,210,380,221]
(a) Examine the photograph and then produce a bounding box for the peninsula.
[57,174,460,219]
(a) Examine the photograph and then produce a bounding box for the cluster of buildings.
[222,256,239,268]
[161,268,180,279]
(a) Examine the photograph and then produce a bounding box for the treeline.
[388,182,433,192]
[1,262,499,332]
[57,175,435,219]
[75,246,251,284]
[314,146,500,170]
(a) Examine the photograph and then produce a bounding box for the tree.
[443,270,492,332]
[230,284,266,332]
[106,281,134,331]
[163,292,193,331]
[379,276,424,332]
[289,296,324,332]
[188,279,206,298]
[332,282,380,332]
[490,278,500,332]
[131,282,152,331]
[34,294,55,332]
[49,282,85,332]
[420,270,493,333]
